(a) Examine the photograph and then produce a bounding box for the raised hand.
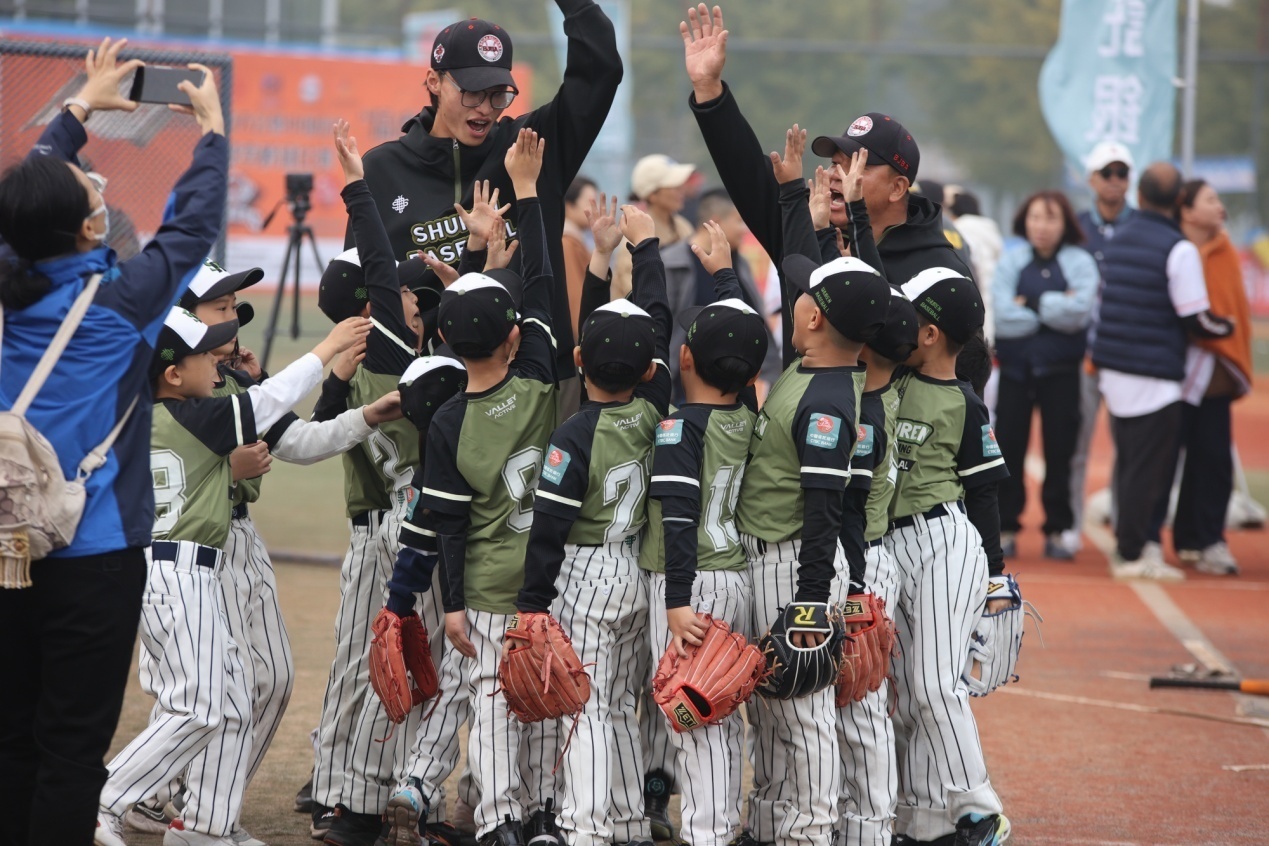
[331,340,366,381]
[314,316,373,365]
[808,166,833,231]
[769,124,807,185]
[73,38,143,115]
[681,4,728,101]
[841,150,868,204]
[333,119,364,184]
[505,128,545,199]
[170,63,224,136]
[618,203,656,246]
[484,220,519,271]
[420,252,460,288]
[455,180,512,252]
[690,220,733,275]
[586,192,622,256]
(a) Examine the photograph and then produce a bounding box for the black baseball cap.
[678,297,768,379]
[782,254,890,343]
[396,257,444,314]
[812,113,920,182]
[431,18,516,93]
[399,354,466,431]
[579,298,658,386]
[437,273,519,358]
[151,307,239,379]
[867,290,919,363]
[319,248,368,324]
[179,258,263,317]
[900,267,984,345]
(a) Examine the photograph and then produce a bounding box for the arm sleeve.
[794,399,856,493]
[27,109,88,163]
[164,395,258,457]
[1180,310,1234,339]
[518,424,590,611]
[97,134,228,335]
[992,248,1041,339]
[711,267,746,302]
[515,510,574,613]
[955,389,1009,489]
[508,199,558,386]
[458,246,487,277]
[419,416,474,612]
[795,487,843,603]
[343,180,418,371]
[844,199,885,280]
[242,353,324,434]
[1167,239,1210,318]
[1038,247,1098,334]
[840,487,869,590]
[777,177,827,264]
[661,496,701,609]
[267,407,373,464]
[311,372,352,422]
[649,413,707,610]
[628,238,673,415]
[964,481,1005,576]
[847,421,877,493]
[578,267,611,329]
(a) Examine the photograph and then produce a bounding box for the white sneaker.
[1111,554,1186,582]
[1195,541,1239,575]
[230,827,267,846]
[384,781,425,846]
[1059,528,1083,554]
[124,801,171,834]
[163,822,236,845]
[95,811,128,846]
[1142,540,1166,564]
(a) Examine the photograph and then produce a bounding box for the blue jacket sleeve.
[1039,246,1099,335]
[991,246,1040,340]
[96,133,229,339]
[27,110,88,163]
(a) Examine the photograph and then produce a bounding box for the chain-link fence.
[0,39,232,261]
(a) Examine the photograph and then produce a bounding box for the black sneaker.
[313,804,336,840]
[953,813,1010,846]
[427,820,477,846]
[525,799,566,846]
[642,769,674,842]
[297,778,317,814]
[726,831,771,846]
[478,816,524,846]
[324,803,387,846]
[894,835,956,846]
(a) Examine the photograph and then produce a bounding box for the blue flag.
[1038,0,1178,180]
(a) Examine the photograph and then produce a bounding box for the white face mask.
[86,203,110,244]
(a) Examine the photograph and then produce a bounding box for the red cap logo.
[432,43,445,64]
[548,449,563,466]
[660,419,676,430]
[858,425,867,441]
[477,34,504,62]
[817,416,835,433]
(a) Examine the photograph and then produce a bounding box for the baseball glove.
[962,574,1044,697]
[369,608,440,724]
[498,612,592,723]
[757,602,846,700]
[651,615,767,732]
[835,592,898,707]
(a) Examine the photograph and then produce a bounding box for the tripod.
[260,195,324,371]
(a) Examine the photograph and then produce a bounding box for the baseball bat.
[1149,677,1269,697]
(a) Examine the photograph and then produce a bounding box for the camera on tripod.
[285,173,313,217]
[261,172,323,368]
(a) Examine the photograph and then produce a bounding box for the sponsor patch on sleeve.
[540,444,571,485]
[981,425,1001,458]
[805,413,842,449]
[655,418,683,446]
[856,424,874,457]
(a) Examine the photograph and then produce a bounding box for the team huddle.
[83,5,1035,846]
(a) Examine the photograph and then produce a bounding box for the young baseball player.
[887,268,1011,846]
[399,128,559,846]
[512,200,672,846]
[733,252,887,846]
[639,221,765,846]
[95,308,369,846]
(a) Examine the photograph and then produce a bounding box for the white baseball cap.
[1085,141,1135,174]
[630,154,695,201]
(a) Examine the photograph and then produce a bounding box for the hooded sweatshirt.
[1194,230,1252,396]
[354,0,623,373]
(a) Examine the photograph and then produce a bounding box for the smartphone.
[128,66,205,106]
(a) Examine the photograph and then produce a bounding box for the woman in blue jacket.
[0,40,227,846]
[993,191,1099,561]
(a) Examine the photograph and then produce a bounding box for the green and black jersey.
[642,403,754,608]
[151,395,255,549]
[838,385,892,586]
[889,370,1007,519]
[414,199,559,615]
[737,361,865,603]
[864,381,902,542]
[514,237,674,614]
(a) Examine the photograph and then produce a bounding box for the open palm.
[681,4,728,86]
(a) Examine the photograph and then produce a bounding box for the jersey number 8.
[151,449,187,535]
[502,447,544,533]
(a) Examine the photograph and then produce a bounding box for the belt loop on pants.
[888,500,966,533]
[865,538,884,549]
[231,502,249,521]
[150,539,224,572]
[350,509,385,529]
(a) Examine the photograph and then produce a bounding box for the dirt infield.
[108,388,1269,846]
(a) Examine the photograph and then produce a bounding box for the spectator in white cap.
[630,154,696,246]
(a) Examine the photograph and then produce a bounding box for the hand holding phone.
[161,64,225,137]
[128,65,205,106]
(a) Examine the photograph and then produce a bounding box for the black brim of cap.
[192,319,240,355]
[447,66,517,93]
[810,135,888,167]
[235,302,254,328]
[200,267,264,302]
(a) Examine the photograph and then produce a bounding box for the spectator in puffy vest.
[993,191,1098,561]
[1091,162,1232,581]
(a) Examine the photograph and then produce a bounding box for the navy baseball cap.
[399,354,466,431]
[867,290,919,363]
[437,272,519,358]
[678,298,768,379]
[579,298,658,386]
[901,267,984,345]
[812,113,920,182]
[783,254,890,343]
[151,307,239,379]
[431,18,516,93]
[319,248,368,324]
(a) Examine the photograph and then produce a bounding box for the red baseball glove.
[369,608,440,723]
[498,612,592,722]
[652,615,767,732]
[835,593,897,707]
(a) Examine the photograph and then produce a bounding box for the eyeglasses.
[1098,164,1130,180]
[86,171,107,195]
[444,74,516,110]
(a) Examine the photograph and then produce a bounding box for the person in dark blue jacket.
[0,39,228,846]
[992,191,1098,561]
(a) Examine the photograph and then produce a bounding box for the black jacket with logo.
[353,0,622,371]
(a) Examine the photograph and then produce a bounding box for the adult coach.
[0,39,226,845]
[355,1,622,413]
